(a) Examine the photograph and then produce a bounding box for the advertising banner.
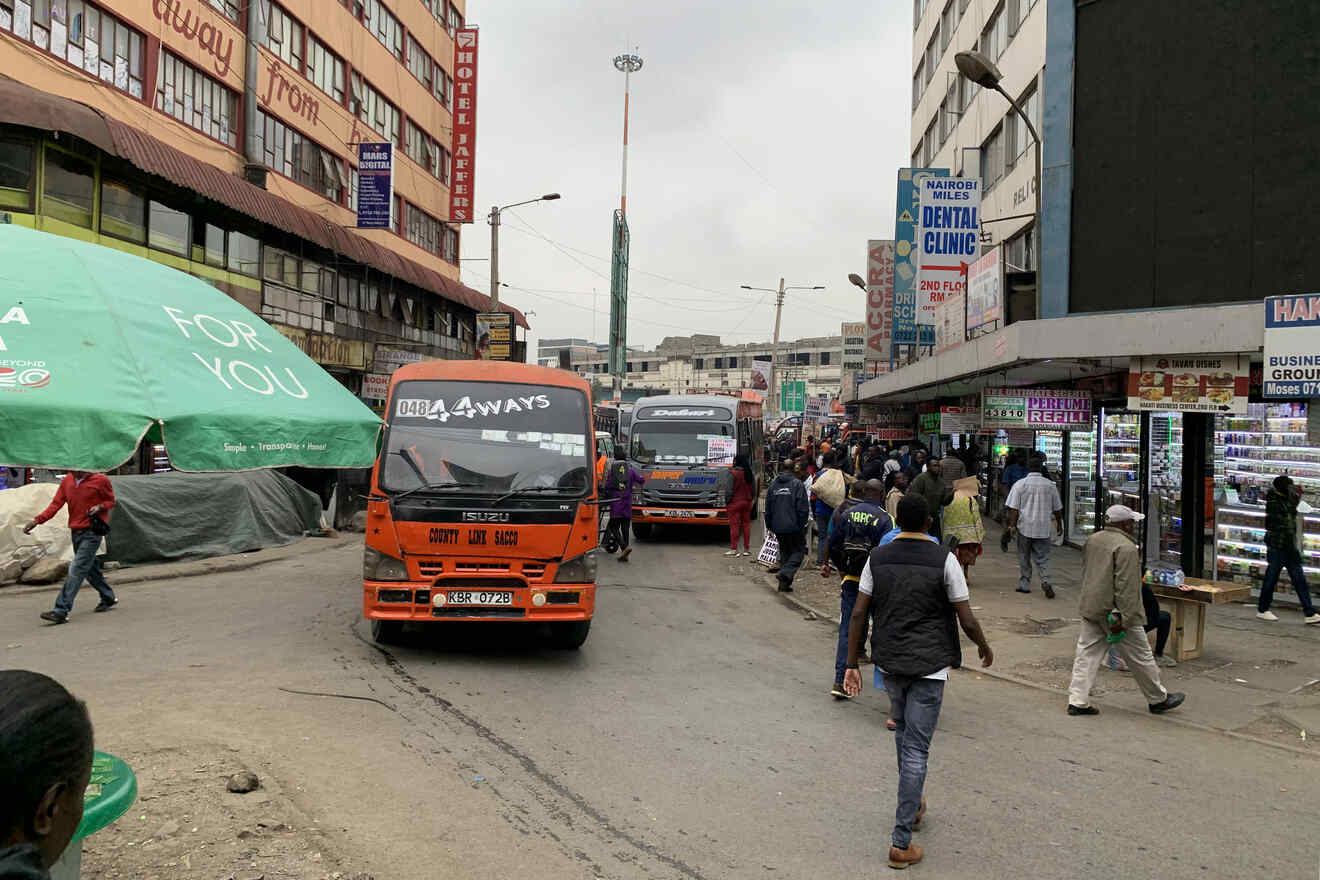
[373,346,425,373]
[933,289,965,355]
[841,321,865,371]
[917,177,980,338]
[918,411,941,434]
[866,407,914,439]
[982,388,1093,430]
[940,405,981,434]
[355,143,392,229]
[449,27,479,222]
[1263,294,1320,398]
[749,357,772,392]
[893,169,949,345]
[865,240,895,358]
[966,245,1001,331]
[476,312,513,360]
[361,372,390,401]
[1126,354,1248,413]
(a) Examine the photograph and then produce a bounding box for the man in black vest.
[842,493,993,871]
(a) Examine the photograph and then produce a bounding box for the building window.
[728,356,738,368]
[912,60,924,110]
[435,67,452,109]
[228,231,260,276]
[958,65,978,111]
[156,51,240,147]
[206,0,240,22]
[912,0,928,29]
[924,33,938,85]
[922,118,937,166]
[351,73,401,146]
[260,1,303,71]
[363,0,402,59]
[1006,83,1039,167]
[980,125,1005,191]
[0,137,35,211]
[447,1,462,34]
[695,358,705,369]
[404,120,449,184]
[980,5,1008,62]
[99,179,145,243]
[254,109,345,203]
[148,200,190,256]
[819,351,831,366]
[405,34,433,91]
[307,35,345,103]
[4,1,146,100]
[1004,227,1035,272]
[940,1,958,51]
[203,224,226,267]
[403,201,459,265]
[443,225,459,263]
[42,147,94,228]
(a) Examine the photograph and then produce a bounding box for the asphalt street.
[3,532,1318,879]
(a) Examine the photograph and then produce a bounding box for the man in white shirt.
[1004,460,1064,598]
[842,493,992,870]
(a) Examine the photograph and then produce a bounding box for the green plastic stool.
[50,752,137,880]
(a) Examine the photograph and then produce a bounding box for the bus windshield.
[381,380,592,497]
[631,421,734,466]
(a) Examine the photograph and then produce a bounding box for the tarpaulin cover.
[104,471,323,565]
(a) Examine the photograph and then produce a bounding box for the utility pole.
[489,204,500,309]
[740,279,825,421]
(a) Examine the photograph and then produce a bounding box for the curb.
[744,564,1319,761]
[0,534,358,598]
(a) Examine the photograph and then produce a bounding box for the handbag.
[88,513,111,536]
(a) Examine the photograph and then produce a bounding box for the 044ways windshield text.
[382,381,592,497]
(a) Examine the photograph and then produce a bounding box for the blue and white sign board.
[917,177,980,339]
[1264,294,1320,398]
[356,142,393,229]
[893,168,949,346]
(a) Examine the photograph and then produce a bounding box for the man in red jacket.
[23,471,118,623]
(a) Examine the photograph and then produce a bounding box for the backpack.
[606,461,629,493]
[836,508,883,577]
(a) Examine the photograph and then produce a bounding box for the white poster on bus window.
[706,436,736,466]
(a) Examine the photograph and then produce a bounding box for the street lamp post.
[955,49,1042,319]
[489,193,561,309]
[740,279,825,419]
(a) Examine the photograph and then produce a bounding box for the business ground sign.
[1264,294,1320,397]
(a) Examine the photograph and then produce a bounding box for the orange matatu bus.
[362,361,598,648]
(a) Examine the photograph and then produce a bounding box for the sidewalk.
[747,519,1320,755]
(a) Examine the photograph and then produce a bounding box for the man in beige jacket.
[1066,505,1185,716]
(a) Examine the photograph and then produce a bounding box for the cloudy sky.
[460,1,912,356]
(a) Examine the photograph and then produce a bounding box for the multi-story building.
[537,337,606,370]
[572,334,845,403]
[0,0,524,404]
[911,0,1043,277]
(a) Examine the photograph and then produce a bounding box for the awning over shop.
[0,75,528,330]
[858,302,1262,404]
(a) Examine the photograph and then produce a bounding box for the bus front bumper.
[363,581,595,622]
[633,507,727,524]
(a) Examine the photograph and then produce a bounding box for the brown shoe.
[912,797,926,828]
[888,843,923,870]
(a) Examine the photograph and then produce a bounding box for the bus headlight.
[554,551,597,583]
[363,546,408,581]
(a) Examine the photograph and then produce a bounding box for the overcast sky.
[460,1,912,356]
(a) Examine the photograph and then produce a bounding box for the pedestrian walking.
[765,460,810,592]
[1003,460,1063,597]
[1066,505,1185,716]
[827,480,892,699]
[1108,581,1176,670]
[939,449,966,491]
[941,477,985,582]
[907,458,951,541]
[1256,475,1320,623]
[885,472,908,523]
[0,669,95,879]
[725,453,757,557]
[807,452,846,577]
[603,451,645,563]
[843,493,993,870]
[23,471,117,624]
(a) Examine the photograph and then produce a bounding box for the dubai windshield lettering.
[396,394,551,422]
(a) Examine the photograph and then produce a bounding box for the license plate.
[445,590,514,606]
[664,509,697,518]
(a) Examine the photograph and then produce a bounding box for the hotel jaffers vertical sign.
[449,28,479,222]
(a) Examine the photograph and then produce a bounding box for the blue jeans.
[882,674,945,849]
[834,581,860,685]
[1260,545,1316,615]
[54,529,115,615]
[815,513,832,564]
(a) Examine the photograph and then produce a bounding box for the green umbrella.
[0,224,382,471]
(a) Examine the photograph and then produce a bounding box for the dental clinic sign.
[917,178,980,335]
[1264,294,1320,398]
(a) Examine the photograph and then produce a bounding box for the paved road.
[3,533,1318,879]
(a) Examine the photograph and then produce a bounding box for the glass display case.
[1068,424,1097,541]
[1214,403,1320,595]
[1101,411,1141,510]
[1147,413,1183,565]
[1035,431,1065,498]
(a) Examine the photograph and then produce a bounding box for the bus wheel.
[632,522,653,540]
[552,620,591,649]
[371,619,405,646]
